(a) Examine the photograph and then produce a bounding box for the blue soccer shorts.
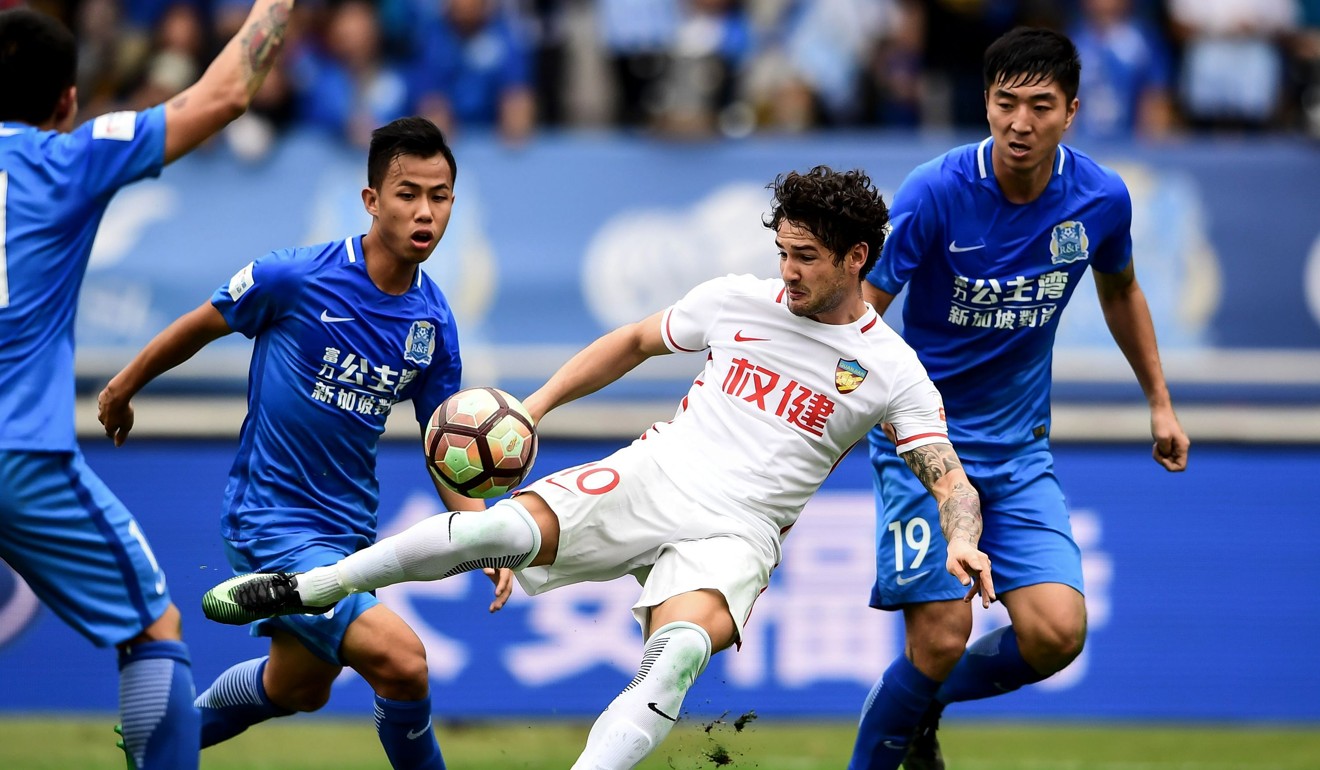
[868,442,1084,610]
[224,529,378,666]
[0,449,173,646]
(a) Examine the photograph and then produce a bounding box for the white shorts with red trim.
[512,441,777,640]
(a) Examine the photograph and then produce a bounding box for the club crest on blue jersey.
[1049,220,1089,264]
[404,320,436,366]
[835,359,867,394]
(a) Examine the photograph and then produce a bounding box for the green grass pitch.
[0,717,1316,769]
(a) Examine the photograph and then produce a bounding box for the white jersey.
[648,274,948,541]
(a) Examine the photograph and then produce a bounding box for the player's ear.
[1064,97,1079,130]
[362,186,379,217]
[848,242,868,275]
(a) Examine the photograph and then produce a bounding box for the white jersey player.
[201,166,996,770]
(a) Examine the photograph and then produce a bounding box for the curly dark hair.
[764,166,889,277]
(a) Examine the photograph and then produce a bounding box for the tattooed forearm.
[239,2,291,93]
[938,481,982,545]
[901,443,964,489]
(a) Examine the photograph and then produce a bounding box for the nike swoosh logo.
[155,575,167,594]
[948,241,985,252]
[406,720,432,740]
[320,309,355,323]
[733,330,769,342]
[647,702,678,722]
[896,570,932,586]
[882,740,906,750]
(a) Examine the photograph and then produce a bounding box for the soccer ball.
[425,387,538,498]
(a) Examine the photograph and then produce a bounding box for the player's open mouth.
[1008,141,1031,157]
[410,231,433,248]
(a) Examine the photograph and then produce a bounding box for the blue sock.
[936,626,1045,704]
[374,694,445,770]
[195,657,294,747]
[848,655,941,770]
[117,640,200,770]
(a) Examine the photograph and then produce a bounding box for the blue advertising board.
[74,133,1320,405]
[1,439,1316,721]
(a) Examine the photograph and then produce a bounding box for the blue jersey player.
[849,28,1190,770]
[98,118,496,770]
[0,5,295,770]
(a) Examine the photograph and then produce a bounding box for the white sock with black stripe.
[570,621,712,770]
[295,501,541,606]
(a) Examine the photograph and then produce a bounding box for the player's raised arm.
[162,0,295,163]
[98,302,233,446]
[900,442,996,607]
[521,310,670,423]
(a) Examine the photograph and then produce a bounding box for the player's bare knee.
[120,604,183,648]
[907,626,970,678]
[265,674,335,713]
[357,646,430,701]
[1019,617,1086,673]
[285,684,334,713]
[903,602,972,677]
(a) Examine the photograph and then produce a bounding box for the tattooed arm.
[162,0,295,163]
[902,442,996,606]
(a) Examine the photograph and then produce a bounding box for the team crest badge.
[835,359,867,394]
[404,321,436,366]
[1049,220,1089,264]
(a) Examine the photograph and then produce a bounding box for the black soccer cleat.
[902,703,945,770]
[201,572,331,625]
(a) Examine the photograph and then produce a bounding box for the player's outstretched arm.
[161,0,295,164]
[901,442,996,607]
[98,302,233,446]
[521,310,670,423]
[1093,264,1190,472]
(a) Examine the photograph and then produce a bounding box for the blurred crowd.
[13,0,1320,149]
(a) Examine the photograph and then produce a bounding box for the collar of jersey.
[976,137,1068,181]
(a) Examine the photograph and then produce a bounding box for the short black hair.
[983,27,1080,103]
[0,9,77,126]
[367,117,457,189]
[765,166,889,277]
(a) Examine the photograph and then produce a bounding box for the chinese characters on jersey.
[313,346,420,417]
[722,356,837,436]
[947,270,1071,329]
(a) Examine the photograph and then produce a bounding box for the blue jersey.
[212,236,463,542]
[866,139,1133,455]
[0,109,166,451]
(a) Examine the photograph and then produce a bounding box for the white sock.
[295,502,541,606]
[570,622,712,770]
